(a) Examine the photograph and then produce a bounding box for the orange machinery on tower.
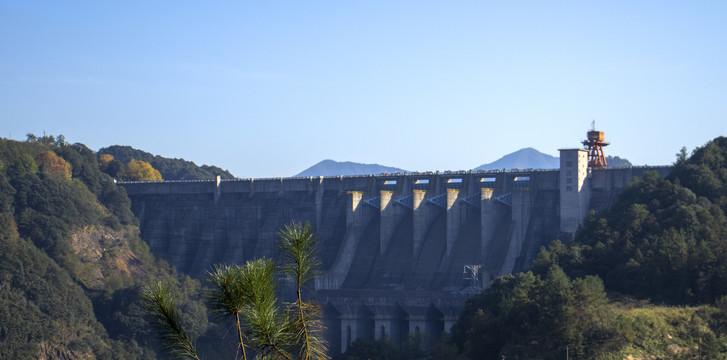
[582,124,609,167]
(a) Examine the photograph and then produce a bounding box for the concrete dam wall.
[120,162,672,353]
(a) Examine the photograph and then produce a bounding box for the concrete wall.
[589,166,673,213]
[119,165,672,354]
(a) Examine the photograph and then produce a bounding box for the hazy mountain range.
[294,160,407,177]
[294,148,632,177]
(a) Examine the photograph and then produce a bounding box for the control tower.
[582,122,609,167]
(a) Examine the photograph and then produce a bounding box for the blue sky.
[1,1,725,178]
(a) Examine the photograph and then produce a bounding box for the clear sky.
[1,1,725,178]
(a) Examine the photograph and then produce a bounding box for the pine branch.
[141,281,201,360]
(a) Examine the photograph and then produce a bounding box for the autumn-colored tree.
[99,154,124,178]
[99,154,114,168]
[124,159,162,181]
[35,151,71,178]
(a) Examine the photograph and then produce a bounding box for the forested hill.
[99,145,235,180]
[443,137,727,359]
[0,136,220,359]
[540,137,727,305]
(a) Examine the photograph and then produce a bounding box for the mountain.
[294,159,407,177]
[298,150,631,178]
[474,147,560,171]
[474,148,633,171]
[0,136,221,359]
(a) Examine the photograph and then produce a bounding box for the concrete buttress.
[445,189,461,256]
[119,165,674,355]
[501,187,531,275]
[318,191,368,289]
[479,188,496,262]
[379,191,395,254]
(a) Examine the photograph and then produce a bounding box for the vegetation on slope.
[606,155,632,167]
[99,145,234,180]
[537,137,727,305]
[0,135,219,359]
[442,137,727,359]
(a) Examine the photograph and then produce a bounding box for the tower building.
[582,122,609,167]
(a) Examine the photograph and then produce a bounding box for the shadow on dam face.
[120,166,673,354]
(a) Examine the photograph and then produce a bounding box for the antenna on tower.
[591,119,596,131]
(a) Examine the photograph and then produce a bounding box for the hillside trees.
[99,153,124,178]
[124,159,163,181]
[445,267,727,359]
[448,267,613,359]
[35,151,71,178]
[0,136,213,358]
[605,155,632,167]
[99,145,234,180]
[443,137,727,359]
[533,136,727,304]
[99,154,166,182]
[0,215,128,359]
[142,222,329,360]
[98,146,235,181]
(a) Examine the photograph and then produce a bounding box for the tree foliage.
[448,267,614,360]
[124,159,163,181]
[99,153,124,178]
[446,268,727,359]
[9,153,38,177]
[0,136,208,359]
[99,153,114,168]
[207,260,287,360]
[532,136,727,305]
[142,282,201,360]
[605,155,632,167]
[444,137,727,359]
[100,145,235,180]
[143,222,329,360]
[278,222,327,360]
[35,151,71,178]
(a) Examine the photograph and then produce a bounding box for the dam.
[119,148,672,354]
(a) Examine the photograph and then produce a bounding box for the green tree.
[141,282,201,360]
[8,153,38,177]
[207,259,285,360]
[448,267,613,360]
[99,153,124,178]
[277,222,327,360]
[100,145,235,180]
[142,222,328,360]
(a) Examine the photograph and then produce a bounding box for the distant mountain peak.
[294,159,407,177]
[295,149,631,178]
[474,148,560,171]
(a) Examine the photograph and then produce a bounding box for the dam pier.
[120,149,671,354]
